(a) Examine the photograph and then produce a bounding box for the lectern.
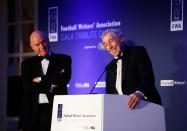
[51,94,165,131]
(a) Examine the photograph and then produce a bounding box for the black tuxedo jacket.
[106,45,162,105]
[18,53,71,131]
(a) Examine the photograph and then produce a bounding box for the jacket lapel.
[46,53,56,75]
[108,59,118,94]
[122,46,128,91]
[35,56,44,76]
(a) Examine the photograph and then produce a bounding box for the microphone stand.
[89,69,106,94]
[89,59,116,94]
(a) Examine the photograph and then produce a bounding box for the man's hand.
[51,84,58,88]
[126,91,143,109]
[49,84,58,93]
[32,77,41,83]
[60,69,65,73]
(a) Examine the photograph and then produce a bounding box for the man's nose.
[39,43,44,48]
[109,43,113,49]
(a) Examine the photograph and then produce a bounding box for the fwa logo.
[48,7,58,42]
[170,0,183,31]
[57,104,63,123]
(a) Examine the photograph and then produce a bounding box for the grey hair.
[101,29,124,40]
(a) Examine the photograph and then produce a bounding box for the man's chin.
[39,52,47,56]
[112,54,118,57]
[112,53,119,57]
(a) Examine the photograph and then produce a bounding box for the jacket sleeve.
[18,60,39,130]
[40,55,72,94]
[135,47,162,105]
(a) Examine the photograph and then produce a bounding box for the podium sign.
[51,94,165,131]
[51,94,103,131]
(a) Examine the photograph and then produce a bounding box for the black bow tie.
[38,55,51,61]
[115,55,124,61]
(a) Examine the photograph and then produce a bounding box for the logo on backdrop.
[170,0,183,31]
[95,81,106,88]
[75,82,90,88]
[59,20,121,41]
[160,80,186,86]
[57,104,63,123]
[74,81,106,88]
[48,7,58,42]
[60,20,121,32]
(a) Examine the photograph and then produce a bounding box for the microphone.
[89,69,106,94]
[89,60,116,94]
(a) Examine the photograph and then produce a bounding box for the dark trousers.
[37,104,52,131]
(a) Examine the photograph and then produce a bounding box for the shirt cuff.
[136,91,147,99]
[38,77,42,82]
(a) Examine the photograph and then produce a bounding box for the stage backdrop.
[38,0,187,131]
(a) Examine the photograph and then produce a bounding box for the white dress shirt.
[115,52,123,95]
[115,58,123,95]
[41,58,49,75]
[38,52,51,104]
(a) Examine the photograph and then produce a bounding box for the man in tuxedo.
[18,30,71,131]
[102,29,162,109]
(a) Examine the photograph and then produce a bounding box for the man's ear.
[30,43,34,50]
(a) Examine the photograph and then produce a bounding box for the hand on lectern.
[126,91,143,109]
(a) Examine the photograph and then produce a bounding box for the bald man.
[18,30,71,131]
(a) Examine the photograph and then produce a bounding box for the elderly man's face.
[30,32,49,56]
[102,31,124,57]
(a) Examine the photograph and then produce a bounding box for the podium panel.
[51,94,165,131]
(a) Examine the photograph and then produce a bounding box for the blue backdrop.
[38,0,187,130]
